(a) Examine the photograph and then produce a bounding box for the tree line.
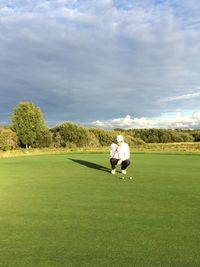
[0,101,200,151]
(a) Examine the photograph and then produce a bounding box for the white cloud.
[163,92,200,102]
[92,112,200,129]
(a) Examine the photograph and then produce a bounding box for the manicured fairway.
[0,153,200,267]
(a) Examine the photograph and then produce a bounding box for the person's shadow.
[69,158,110,173]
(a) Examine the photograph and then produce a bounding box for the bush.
[52,132,62,148]
[122,134,145,145]
[192,132,200,142]
[51,122,99,148]
[33,129,53,148]
[89,128,117,146]
[0,128,18,151]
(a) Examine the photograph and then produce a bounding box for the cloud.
[1,0,200,126]
[92,112,200,129]
[163,91,200,101]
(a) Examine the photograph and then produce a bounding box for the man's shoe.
[121,170,127,175]
[111,169,116,174]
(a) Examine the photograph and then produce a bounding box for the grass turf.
[0,153,200,267]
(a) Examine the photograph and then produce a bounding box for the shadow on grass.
[69,158,110,173]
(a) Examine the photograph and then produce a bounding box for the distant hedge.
[2,121,200,151]
[1,101,200,151]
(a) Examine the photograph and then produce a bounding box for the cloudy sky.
[1,0,200,129]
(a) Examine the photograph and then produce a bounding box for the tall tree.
[11,102,46,148]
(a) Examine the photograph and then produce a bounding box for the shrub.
[33,129,53,148]
[0,128,18,151]
[51,122,98,147]
[89,128,117,146]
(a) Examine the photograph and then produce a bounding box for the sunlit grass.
[0,153,200,266]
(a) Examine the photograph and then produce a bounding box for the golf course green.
[0,152,200,266]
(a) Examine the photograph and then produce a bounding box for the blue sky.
[1,0,200,128]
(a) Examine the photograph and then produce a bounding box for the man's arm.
[121,143,130,161]
[110,143,119,158]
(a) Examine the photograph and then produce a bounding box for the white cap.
[116,135,124,142]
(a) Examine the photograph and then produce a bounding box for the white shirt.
[110,142,130,160]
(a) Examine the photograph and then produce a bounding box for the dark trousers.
[110,158,130,170]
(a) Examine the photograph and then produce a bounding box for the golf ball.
[129,176,132,179]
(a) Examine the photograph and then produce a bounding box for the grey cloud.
[1,0,200,127]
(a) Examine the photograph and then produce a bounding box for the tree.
[51,122,94,147]
[0,128,18,151]
[89,128,117,146]
[192,131,200,142]
[52,132,62,148]
[33,129,53,148]
[11,102,46,148]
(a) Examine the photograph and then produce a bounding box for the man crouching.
[110,135,130,174]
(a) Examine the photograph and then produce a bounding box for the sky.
[1,0,200,129]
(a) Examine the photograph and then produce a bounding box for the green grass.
[0,153,200,267]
